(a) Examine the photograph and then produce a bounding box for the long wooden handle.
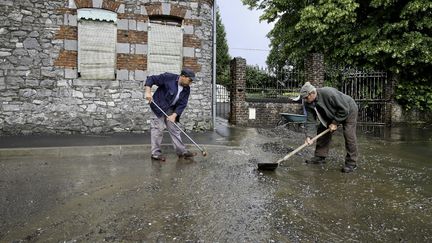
[276,128,331,164]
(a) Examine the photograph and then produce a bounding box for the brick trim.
[144,3,190,19]
[54,50,78,68]
[74,0,92,8]
[184,34,201,48]
[55,52,149,70]
[118,13,148,21]
[144,3,163,16]
[55,26,77,40]
[117,54,147,70]
[117,30,147,44]
[170,5,188,19]
[184,19,202,26]
[102,0,122,12]
[69,0,123,12]
[56,7,77,14]
[183,57,201,73]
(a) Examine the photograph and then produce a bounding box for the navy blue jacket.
[145,72,190,122]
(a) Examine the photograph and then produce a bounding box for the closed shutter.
[148,23,183,75]
[78,20,116,80]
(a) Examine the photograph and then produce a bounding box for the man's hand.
[329,123,337,132]
[145,86,152,103]
[305,137,313,145]
[167,113,177,123]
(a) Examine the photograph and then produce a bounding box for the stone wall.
[0,0,214,135]
[391,103,432,124]
[229,58,302,127]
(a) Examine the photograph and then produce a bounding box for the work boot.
[305,156,326,164]
[341,164,357,173]
[179,151,197,158]
[151,154,166,161]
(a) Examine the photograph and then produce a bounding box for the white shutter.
[148,23,183,75]
[78,20,116,80]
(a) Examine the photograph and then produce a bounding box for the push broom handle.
[276,128,331,164]
[151,100,205,153]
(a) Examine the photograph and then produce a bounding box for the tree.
[242,0,432,111]
[216,9,231,86]
[246,65,275,87]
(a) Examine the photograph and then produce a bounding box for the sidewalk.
[0,131,223,149]
[0,118,243,157]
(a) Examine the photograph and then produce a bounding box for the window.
[77,9,117,80]
[148,17,183,75]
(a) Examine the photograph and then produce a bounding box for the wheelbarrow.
[276,113,306,131]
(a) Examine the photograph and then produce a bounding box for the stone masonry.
[0,0,214,135]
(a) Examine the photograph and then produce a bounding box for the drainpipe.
[212,0,217,130]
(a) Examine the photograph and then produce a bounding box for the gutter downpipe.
[212,0,217,130]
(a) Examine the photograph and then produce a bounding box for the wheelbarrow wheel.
[293,122,305,132]
[276,119,288,127]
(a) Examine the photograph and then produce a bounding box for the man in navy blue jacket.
[144,69,196,161]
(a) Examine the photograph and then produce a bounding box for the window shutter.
[148,23,183,75]
[78,20,117,80]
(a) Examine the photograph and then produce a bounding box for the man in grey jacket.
[300,82,358,173]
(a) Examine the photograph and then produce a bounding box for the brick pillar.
[304,53,324,87]
[229,57,247,125]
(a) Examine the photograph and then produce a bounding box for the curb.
[0,144,241,158]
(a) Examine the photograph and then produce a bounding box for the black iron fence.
[245,67,305,101]
[333,68,388,125]
[216,65,389,125]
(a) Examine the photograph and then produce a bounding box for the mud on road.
[1,126,431,242]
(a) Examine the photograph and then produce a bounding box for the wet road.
[0,125,431,242]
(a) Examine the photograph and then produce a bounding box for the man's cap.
[300,82,316,98]
[181,68,195,81]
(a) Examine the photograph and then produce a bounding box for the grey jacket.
[304,87,357,137]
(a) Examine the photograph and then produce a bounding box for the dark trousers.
[314,106,358,165]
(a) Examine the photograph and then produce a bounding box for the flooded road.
[0,125,431,242]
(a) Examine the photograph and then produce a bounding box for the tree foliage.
[242,0,432,111]
[246,65,275,87]
[216,10,231,86]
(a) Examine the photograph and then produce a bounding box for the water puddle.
[0,125,431,241]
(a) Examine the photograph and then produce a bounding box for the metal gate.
[337,69,388,125]
[216,84,230,119]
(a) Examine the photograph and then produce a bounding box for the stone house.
[0,0,214,135]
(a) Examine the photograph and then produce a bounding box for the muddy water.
[255,125,432,242]
[0,125,431,242]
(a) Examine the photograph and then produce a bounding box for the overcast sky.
[216,0,273,68]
